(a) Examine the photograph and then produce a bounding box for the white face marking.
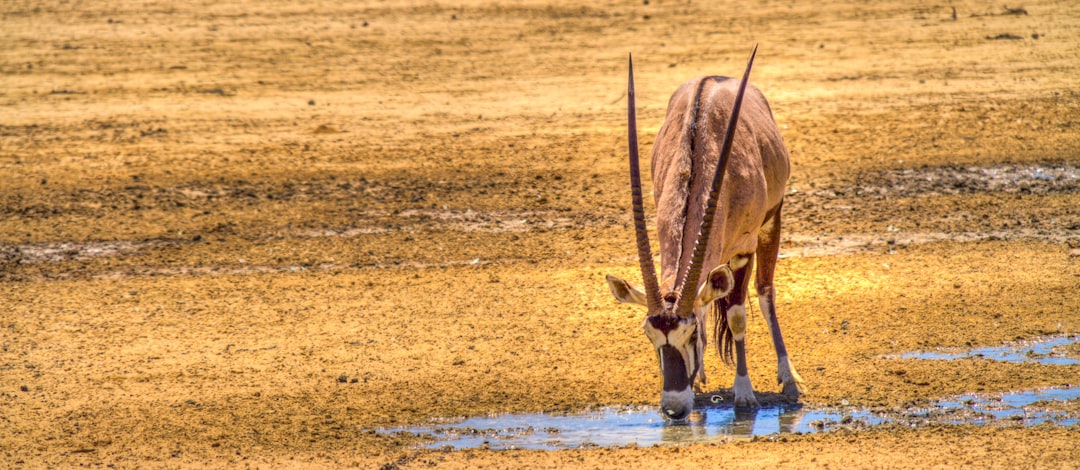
[642,316,696,348]
[665,320,696,346]
[641,317,669,347]
[642,314,701,384]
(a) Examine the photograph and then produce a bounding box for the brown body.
[652,77,789,297]
[606,50,803,418]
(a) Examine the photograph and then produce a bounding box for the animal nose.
[660,389,694,421]
[662,405,691,421]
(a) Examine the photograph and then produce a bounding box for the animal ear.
[606,274,649,307]
[696,265,734,305]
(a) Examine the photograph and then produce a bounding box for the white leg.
[733,373,757,407]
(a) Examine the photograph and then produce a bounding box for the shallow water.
[897,335,1080,366]
[931,387,1080,424]
[383,336,1080,450]
[388,387,1079,450]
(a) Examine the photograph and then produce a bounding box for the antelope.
[606,46,804,419]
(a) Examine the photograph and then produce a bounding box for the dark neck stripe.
[676,75,731,292]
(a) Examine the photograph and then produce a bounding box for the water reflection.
[668,403,810,441]
[388,386,1078,450]
[406,401,870,450]
[659,406,780,443]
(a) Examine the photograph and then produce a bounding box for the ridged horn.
[627,53,663,315]
[675,44,758,318]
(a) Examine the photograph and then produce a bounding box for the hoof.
[733,374,758,408]
[781,379,803,399]
[778,357,805,399]
[733,393,760,408]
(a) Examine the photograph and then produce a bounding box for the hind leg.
[756,200,804,398]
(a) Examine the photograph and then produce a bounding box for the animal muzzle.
[660,388,694,420]
[659,344,694,420]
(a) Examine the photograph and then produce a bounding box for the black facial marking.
[659,344,691,391]
[647,314,681,335]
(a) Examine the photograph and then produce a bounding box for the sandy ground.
[2,0,1079,467]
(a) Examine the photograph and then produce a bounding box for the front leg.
[728,303,758,407]
[722,254,758,408]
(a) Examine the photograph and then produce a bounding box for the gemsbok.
[606,45,804,420]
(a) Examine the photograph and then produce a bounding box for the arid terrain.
[2,0,1079,467]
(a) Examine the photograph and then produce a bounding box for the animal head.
[606,46,757,420]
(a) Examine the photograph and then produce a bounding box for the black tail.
[713,298,735,367]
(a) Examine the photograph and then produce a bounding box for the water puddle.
[929,387,1080,424]
[382,336,1080,449]
[385,387,1079,450]
[896,335,1080,366]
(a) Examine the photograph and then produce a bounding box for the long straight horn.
[627,53,663,315]
[675,44,758,317]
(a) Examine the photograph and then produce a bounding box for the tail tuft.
[712,299,735,367]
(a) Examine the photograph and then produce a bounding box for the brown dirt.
[2,0,1079,468]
